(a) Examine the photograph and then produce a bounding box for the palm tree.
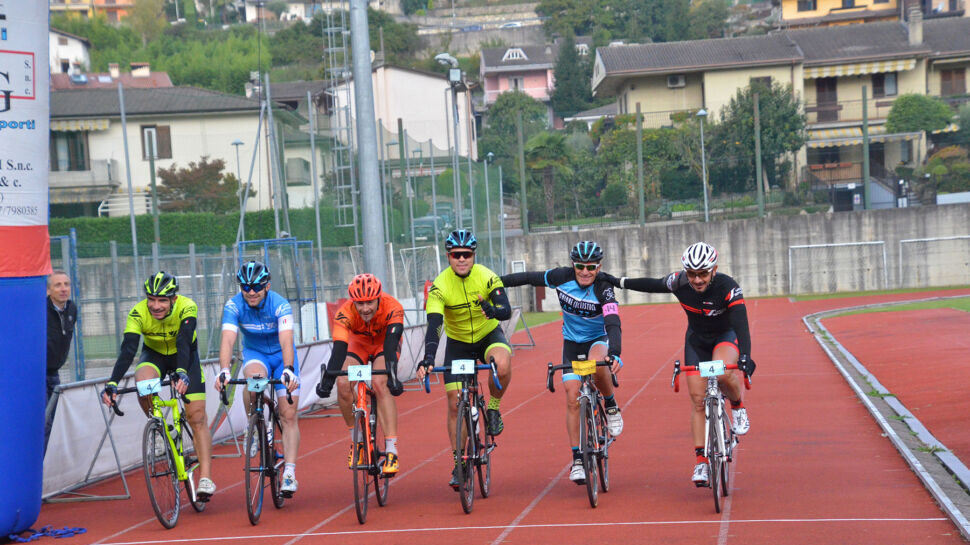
[525,131,573,223]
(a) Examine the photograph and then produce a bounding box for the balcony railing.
[484,87,550,104]
[805,96,897,124]
[49,159,119,189]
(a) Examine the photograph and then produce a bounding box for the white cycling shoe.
[569,459,586,485]
[732,408,750,436]
[692,463,709,487]
[605,406,624,436]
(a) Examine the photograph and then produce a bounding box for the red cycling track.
[35,288,970,545]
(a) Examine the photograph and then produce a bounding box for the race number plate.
[247,376,270,392]
[348,364,372,382]
[136,378,162,396]
[571,360,597,376]
[451,359,475,375]
[699,360,726,377]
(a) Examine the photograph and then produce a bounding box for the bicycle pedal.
[280,490,294,499]
[694,481,708,488]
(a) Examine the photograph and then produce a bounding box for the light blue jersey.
[542,267,619,343]
[222,290,299,377]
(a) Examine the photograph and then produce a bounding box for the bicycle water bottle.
[471,405,480,435]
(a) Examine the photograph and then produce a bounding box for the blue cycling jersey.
[221,290,295,355]
[543,267,619,343]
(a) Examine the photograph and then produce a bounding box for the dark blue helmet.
[236,260,271,289]
[570,241,603,263]
[445,229,477,251]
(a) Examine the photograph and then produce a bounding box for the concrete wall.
[504,204,970,305]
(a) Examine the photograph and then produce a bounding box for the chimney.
[130,62,151,78]
[108,63,120,79]
[908,7,922,46]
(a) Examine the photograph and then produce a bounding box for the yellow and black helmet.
[145,271,179,297]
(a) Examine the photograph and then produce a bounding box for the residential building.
[50,0,95,19]
[480,37,592,125]
[564,102,617,130]
[777,0,966,28]
[592,14,970,209]
[50,0,134,22]
[49,28,91,75]
[49,86,295,217]
[51,63,174,90]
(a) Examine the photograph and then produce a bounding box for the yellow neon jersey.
[124,295,198,355]
[426,264,504,344]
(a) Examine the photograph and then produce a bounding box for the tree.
[266,1,288,19]
[886,94,954,134]
[687,0,730,40]
[157,157,251,213]
[367,8,422,62]
[525,131,573,222]
[478,91,549,192]
[713,81,807,192]
[550,33,592,118]
[127,0,168,47]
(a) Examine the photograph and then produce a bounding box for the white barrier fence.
[42,311,520,500]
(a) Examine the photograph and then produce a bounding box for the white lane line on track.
[99,517,950,545]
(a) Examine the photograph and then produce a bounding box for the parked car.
[499,21,522,28]
[411,214,453,242]
[461,24,483,32]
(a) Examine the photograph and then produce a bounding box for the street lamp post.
[436,53,464,229]
[232,138,245,240]
[385,140,398,240]
[697,108,710,223]
[498,165,506,275]
[484,152,495,269]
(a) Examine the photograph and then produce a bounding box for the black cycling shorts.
[442,325,511,386]
[135,346,206,400]
[683,329,739,367]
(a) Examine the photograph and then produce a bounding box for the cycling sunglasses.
[449,251,475,260]
[573,262,600,271]
[241,283,266,293]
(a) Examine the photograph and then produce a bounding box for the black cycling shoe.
[486,408,504,436]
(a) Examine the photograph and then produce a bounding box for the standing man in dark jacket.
[46,270,77,450]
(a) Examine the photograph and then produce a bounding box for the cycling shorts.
[242,348,301,395]
[345,334,399,368]
[561,335,609,383]
[135,346,206,401]
[442,326,511,390]
[683,329,739,367]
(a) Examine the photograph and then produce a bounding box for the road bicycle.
[110,373,207,529]
[424,357,501,514]
[672,359,751,513]
[324,365,393,524]
[219,374,293,525]
[547,360,617,508]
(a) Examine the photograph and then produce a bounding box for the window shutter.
[157,126,172,159]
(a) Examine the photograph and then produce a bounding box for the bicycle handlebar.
[219,375,294,406]
[671,360,751,393]
[546,361,618,394]
[422,357,502,393]
[109,373,188,417]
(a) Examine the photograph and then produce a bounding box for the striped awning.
[51,119,111,132]
[804,59,917,79]
[931,123,960,134]
[807,126,921,148]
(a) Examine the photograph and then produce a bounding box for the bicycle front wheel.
[142,419,180,529]
[580,396,599,508]
[596,401,610,493]
[371,401,390,507]
[707,400,722,513]
[185,457,207,513]
[270,410,286,508]
[476,399,492,498]
[352,409,370,524]
[456,402,476,514]
[720,413,732,498]
[245,413,267,525]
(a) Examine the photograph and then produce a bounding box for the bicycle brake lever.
[110,400,124,417]
[423,373,431,394]
[490,358,502,391]
[546,363,555,393]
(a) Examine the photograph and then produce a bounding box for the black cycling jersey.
[617,271,751,356]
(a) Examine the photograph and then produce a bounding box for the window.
[575,44,589,56]
[872,72,897,97]
[508,76,524,91]
[750,76,772,90]
[501,48,527,62]
[797,0,816,10]
[140,125,172,160]
[900,140,912,164]
[941,68,967,96]
[874,0,889,4]
[841,0,855,7]
[49,131,89,172]
[667,74,686,88]
[808,146,840,166]
[58,37,68,46]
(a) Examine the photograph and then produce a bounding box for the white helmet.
[682,242,718,271]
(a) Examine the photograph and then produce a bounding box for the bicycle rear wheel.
[245,413,267,525]
[476,399,492,498]
[456,402,476,513]
[371,400,390,507]
[580,396,599,508]
[142,419,180,529]
[352,409,370,524]
[596,401,610,493]
[270,410,286,508]
[707,400,722,513]
[720,413,732,498]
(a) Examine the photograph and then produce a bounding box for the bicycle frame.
[113,377,193,483]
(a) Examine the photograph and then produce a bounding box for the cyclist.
[605,242,756,486]
[315,273,406,475]
[500,241,623,485]
[414,229,513,489]
[214,261,301,497]
[100,271,216,499]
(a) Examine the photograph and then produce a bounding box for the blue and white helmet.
[570,241,603,263]
[681,242,718,271]
[445,229,478,251]
[236,260,271,288]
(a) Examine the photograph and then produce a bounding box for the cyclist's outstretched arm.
[609,271,682,293]
[499,271,546,287]
[481,285,512,321]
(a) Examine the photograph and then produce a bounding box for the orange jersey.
[332,293,405,344]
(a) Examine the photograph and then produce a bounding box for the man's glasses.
[573,262,600,271]
[449,251,474,260]
[241,283,265,293]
